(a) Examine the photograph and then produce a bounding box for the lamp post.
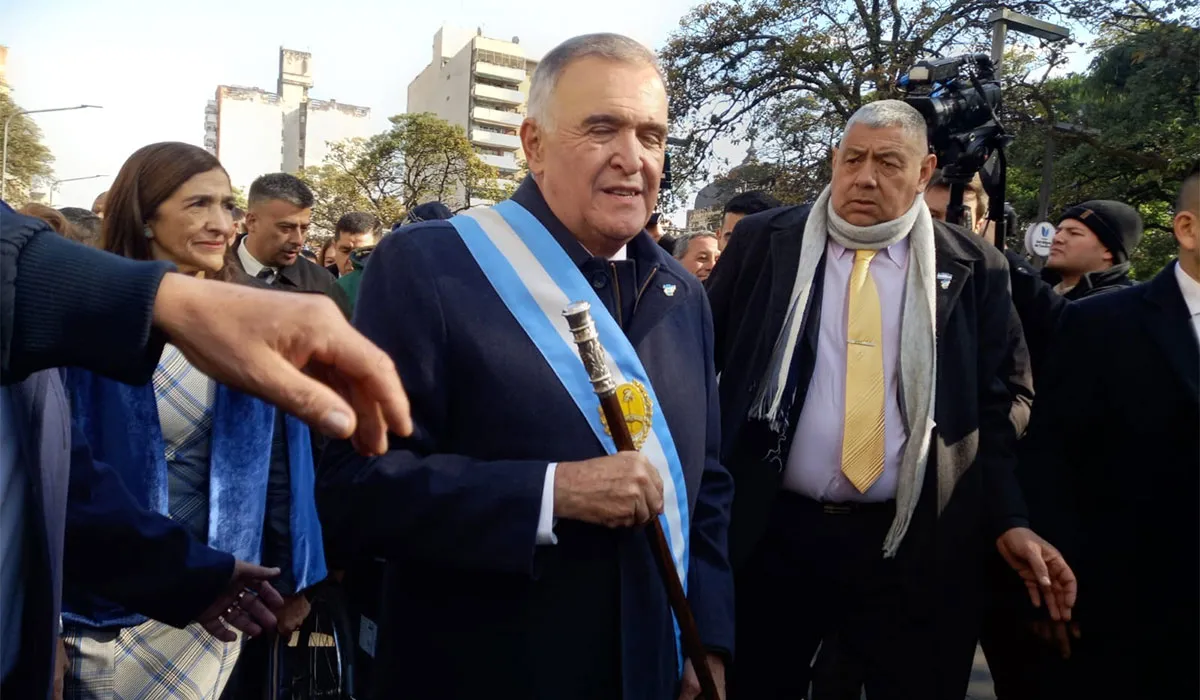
[987,11,1071,228]
[48,174,107,206]
[2,104,102,201]
[987,10,1071,78]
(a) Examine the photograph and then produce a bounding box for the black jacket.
[1006,251,1134,379]
[708,205,1033,570]
[230,234,351,317]
[1018,262,1199,693]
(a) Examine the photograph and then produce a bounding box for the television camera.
[899,53,1012,246]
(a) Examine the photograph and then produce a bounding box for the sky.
[1,0,732,218]
[2,0,1097,219]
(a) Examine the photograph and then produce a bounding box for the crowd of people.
[1,29,1197,700]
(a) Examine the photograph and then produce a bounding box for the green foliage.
[300,137,405,236]
[1004,20,1199,278]
[230,185,248,210]
[300,113,506,236]
[661,0,1196,278]
[1,92,55,204]
[378,113,507,210]
[659,0,1103,207]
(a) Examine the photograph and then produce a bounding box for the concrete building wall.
[215,87,284,193]
[305,100,372,168]
[407,32,472,129]
[204,100,218,155]
[407,26,539,205]
[210,47,370,190]
[435,26,477,62]
[442,43,474,129]
[278,49,312,174]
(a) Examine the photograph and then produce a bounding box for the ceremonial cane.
[563,301,720,700]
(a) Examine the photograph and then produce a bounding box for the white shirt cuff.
[536,463,559,546]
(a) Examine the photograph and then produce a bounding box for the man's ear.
[916,153,937,193]
[521,119,545,178]
[243,211,256,233]
[1175,211,1198,252]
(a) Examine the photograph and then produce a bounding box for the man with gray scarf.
[707,100,1075,699]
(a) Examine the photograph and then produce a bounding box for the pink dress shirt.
[783,238,911,502]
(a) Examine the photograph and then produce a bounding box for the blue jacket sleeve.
[687,293,736,660]
[62,423,234,628]
[1,203,171,386]
[316,230,547,576]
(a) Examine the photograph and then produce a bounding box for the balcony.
[478,152,519,173]
[472,83,524,106]
[471,129,521,151]
[472,106,524,129]
[474,61,527,85]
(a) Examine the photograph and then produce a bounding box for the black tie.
[256,268,276,285]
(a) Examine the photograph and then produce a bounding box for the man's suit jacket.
[708,205,1031,576]
[229,235,351,316]
[317,180,734,699]
[1018,262,1199,692]
[1005,251,1135,380]
[1,371,232,699]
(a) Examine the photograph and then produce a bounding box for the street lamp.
[988,11,1072,229]
[48,174,107,206]
[987,10,1071,79]
[2,104,103,201]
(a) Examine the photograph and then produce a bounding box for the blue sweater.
[1,200,171,385]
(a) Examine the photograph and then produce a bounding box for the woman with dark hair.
[319,237,336,269]
[60,142,327,699]
[100,142,239,280]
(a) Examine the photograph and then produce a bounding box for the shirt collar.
[828,237,909,268]
[584,244,628,261]
[1174,260,1200,318]
[237,238,271,277]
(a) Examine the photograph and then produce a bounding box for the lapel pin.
[936,272,952,290]
[662,283,677,297]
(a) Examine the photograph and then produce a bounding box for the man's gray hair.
[527,33,664,128]
[840,99,930,155]
[672,231,718,260]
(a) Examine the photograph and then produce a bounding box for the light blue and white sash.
[450,199,691,674]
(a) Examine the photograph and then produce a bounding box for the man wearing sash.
[317,34,733,699]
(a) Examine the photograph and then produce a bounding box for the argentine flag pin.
[662,283,677,297]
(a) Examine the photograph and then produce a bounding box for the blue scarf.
[61,369,326,628]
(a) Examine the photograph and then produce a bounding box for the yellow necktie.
[842,249,886,494]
